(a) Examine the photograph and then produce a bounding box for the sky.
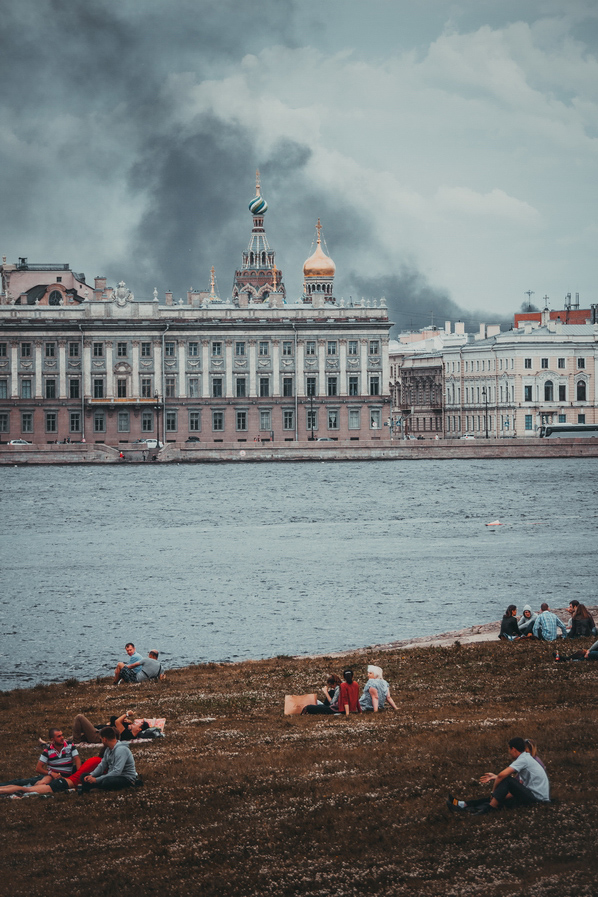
[1,0,597,333]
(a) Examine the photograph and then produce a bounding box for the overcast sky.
[1,0,596,331]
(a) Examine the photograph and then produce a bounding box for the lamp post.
[482,387,489,438]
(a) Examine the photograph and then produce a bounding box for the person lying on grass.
[447,736,550,815]
[0,755,102,797]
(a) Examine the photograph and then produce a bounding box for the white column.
[105,342,114,398]
[339,340,347,396]
[272,340,281,396]
[360,339,368,395]
[296,341,305,397]
[83,341,92,397]
[35,341,43,398]
[318,339,326,396]
[58,340,67,398]
[132,341,140,397]
[154,343,162,397]
[201,341,209,397]
[10,342,18,397]
[178,343,186,397]
[382,337,390,398]
[225,340,233,398]
[249,340,257,396]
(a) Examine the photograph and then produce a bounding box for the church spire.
[232,174,286,305]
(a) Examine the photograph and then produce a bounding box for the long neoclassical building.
[0,178,392,445]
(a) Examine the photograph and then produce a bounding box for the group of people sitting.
[302,664,398,715]
[499,600,596,643]
[113,643,165,684]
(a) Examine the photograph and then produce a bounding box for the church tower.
[232,171,286,305]
[302,219,336,304]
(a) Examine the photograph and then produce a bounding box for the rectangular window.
[165,377,176,398]
[258,341,269,356]
[541,358,548,369]
[327,376,338,397]
[282,341,293,356]
[305,340,316,356]
[69,342,80,358]
[236,410,247,431]
[369,376,380,396]
[283,377,293,397]
[166,411,177,432]
[212,377,223,398]
[0,379,7,399]
[0,343,6,357]
[141,378,152,398]
[577,358,585,369]
[235,341,246,357]
[188,377,200,398]
[578,413,586,424]
[94,413,105,433]
[21,343,31,358]
[327,340,337,356]
[558,384,566,401]
[328,409,339,429]
[46,412,57,433]
[69,412,81,433]
[45,379,56,399]
[259,377,270,397]
[558,358,565,369]
[260,410,271,431]
[212,410,224,431]
[558,414,567,423]
[349,408,360,429]
[93,343,103,358]
[189,411,201,432]
[306,376,317,397]
[93,379,104,399]
[22,412,33,433]
[45,342,55,358]
[349,376,359,396]
[21,379,31,399]
[212,342,222,357]
[524,358,531,369]
[307,409,317,431]
[142,411,153,432]
[117,379,127,398]
[69,379,80,399]
[165,341,175,358]
[524,385,532,402]
[117,342,128,357]
[118,411,130,432]
[370,409,382,430]
[188,342,199,357]
[369,340,380,355]
[524,414,533,430]
[141,342,152,357]
[283,409,295,430]
[0,412,8,432]
[236,377,247,398]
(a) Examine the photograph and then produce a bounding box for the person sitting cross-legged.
[533,604,567,641]
[80,726,138,793]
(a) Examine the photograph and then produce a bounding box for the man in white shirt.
[448,737,550,814]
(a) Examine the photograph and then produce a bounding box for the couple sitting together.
[302,665,398,715]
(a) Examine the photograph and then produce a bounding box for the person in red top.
[338,669,361,716]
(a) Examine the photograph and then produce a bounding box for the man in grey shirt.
[134,650,165,682]
[80,727,137,792]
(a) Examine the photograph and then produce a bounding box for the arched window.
[49,290,62,305]
[544,380,553,401]
[577,380,586,402]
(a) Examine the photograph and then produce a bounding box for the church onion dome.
[249,194,268,215]
[303,224,335,279]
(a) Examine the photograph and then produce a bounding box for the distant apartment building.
[0,178,392,445]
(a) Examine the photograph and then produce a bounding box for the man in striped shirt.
[36,728,81,779]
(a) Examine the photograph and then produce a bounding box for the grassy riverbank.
[3,639,598,897]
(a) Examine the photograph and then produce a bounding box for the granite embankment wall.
[1,438,598,463]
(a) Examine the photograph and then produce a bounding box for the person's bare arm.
[480,765,515,786]
[386,691,398,711]
[369,687,379,712]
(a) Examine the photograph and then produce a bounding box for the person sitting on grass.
[338,669,361,715]
[533,604,567,641]
[498,605,520,641]
[359,665,398,712]
[517,606,537,638]
[80,727,138,793]
[447,737,550,815]
[0,755,103,797]
[567,602,596,639]
[302,674,341,715]
[114,642,144,684]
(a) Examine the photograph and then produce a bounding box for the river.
[1,458,596,689]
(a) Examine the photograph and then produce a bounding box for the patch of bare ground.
[2,640,598,896]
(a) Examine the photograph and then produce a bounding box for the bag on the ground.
[284,693,318,715]
[138,727,163,739]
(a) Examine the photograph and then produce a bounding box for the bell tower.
[232,171,286,305]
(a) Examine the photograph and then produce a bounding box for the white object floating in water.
[486,520,502,526]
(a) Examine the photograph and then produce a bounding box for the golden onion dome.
[303,220,335,278]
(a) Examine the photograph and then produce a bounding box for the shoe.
[446,794,465,811]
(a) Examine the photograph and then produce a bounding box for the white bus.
[539,424,598,438]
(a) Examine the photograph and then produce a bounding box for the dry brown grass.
[2,641,598,896]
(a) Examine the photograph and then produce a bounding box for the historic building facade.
[0,180,392,445]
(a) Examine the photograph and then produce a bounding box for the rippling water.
[1,458,597,690]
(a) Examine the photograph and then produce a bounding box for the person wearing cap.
[359,665,398,712]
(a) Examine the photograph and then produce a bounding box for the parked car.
[186,436,201,442]
[316,437,336,441]
[460,434,475,440]
[8,439,32,445]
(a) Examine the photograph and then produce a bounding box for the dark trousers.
[81,776,133,792]
[492,777,541,807]
[0,775,43,787]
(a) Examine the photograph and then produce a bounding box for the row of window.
[0,339,382,360]
[525,357,585,370]
[445,357,588,374]
[0,407,383,434]
[524,381,587,402]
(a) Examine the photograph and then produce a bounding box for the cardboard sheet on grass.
[284,694,317,715]
[74,718,166,747]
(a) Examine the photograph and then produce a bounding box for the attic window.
[49,290,62,306]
